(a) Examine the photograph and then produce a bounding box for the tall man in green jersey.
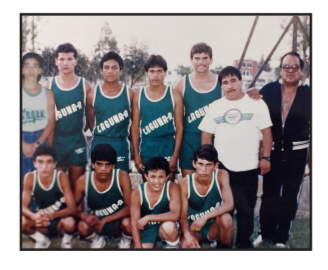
[174,43,222,177]
[74,144,132,249]
[22,146,76,249]
[131,156,181,249]
[44,43,93,189]
[86,51,134,172]
[179,144,234,249]
[131,55,184,181]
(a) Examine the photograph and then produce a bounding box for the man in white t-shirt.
[199,66,273,248]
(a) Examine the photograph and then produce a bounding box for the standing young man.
[86,51,134,172]
[44,43,92,188]
[174,43,222,177]
[74,144,132,249]
[199,66,273,248]
[179,145,234,249]
[22,146,76,249]
[130,156,181,249]
[131,55,183,181]
[22,53,56,182]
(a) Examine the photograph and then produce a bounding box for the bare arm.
[130,188,142,248]
[85,84,95,132]
[131,90,144,171]
[128,88,135,140]
[201,131,213,145]
[138,183,181,229]
[247,87,262,100]
[84,80,93,132]
[43,80,55,146]
[258,127,272,175]
[179,177,200,248]
[173,77,184,95]
[190,170,233,232]
[169,90,184,172]
[22,173,37,220]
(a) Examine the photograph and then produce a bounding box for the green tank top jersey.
[32,170,66,213]
[139,86,175,138]
[187,170,224,222]
[86,169,125,220]
[138,181,171,230]
[93,84,131,138]
[183,75,222,134]
[50,76,86,134]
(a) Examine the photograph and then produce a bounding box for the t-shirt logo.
[214,109,253,125]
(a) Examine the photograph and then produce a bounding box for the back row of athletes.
[22,42,310,249]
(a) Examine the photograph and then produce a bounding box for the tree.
[174,65,192,76]
[210,66,223,75]
[94,22,120,55]
[122,42,149,88]
[258,55,272,72]
[21,16,42,54]
[41,47,57,77]
[22,16,30,54]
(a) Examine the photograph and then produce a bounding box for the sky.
[34,15,298,72]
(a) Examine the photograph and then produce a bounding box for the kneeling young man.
[75,144,132,249]
[131,156,181,249]
[22,146,76,249]
[179,144,234,249]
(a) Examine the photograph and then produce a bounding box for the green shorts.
[54,131,88,167]
[139,136,175,174]
[179,132,201,170]
[189,219,215,242]
[100,220,119,238]
[140,223,161,244]
[46,218,61,237]
[91,136,131,172]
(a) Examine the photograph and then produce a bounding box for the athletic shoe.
[275,243,286,248]
[90,235,106,249]
[160,240,179,249]
[118,237,132,249]
[253,234,263,247]
[35,236,51,249]
[210,240,217,248]
[60,240,72,249]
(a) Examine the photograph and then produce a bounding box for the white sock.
[122,233,132,243]
[30,231,47,242]
[165,237,180,248]
[62,233,73,243]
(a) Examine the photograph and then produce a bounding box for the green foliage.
[122,42,149,88]
[41,47,57,77]
[175,65,192,76]
[258,55,272,72]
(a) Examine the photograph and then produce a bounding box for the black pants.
[219,163,259,248]
[259,148,308,244]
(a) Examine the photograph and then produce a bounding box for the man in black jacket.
[252,52,310,248]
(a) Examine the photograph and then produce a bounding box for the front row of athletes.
[22,143,233,249]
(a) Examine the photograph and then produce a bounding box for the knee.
[77,220,90,236]
[22,216,35,234]
[120,217,131,231]
[161,221,177,235]
[217,213,233,230]
[62,217,76,232]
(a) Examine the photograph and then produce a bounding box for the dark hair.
[55,43,78,59]
[144,55,168,72]
[193,144,219,164]
[91,144,117,165]
[190,43,213,59]
[280,52,304,70]
[219,66,242,85]
[33,145,57,162]
[145,156,170,176]
[22,53,43,81]
[100,51,124,70]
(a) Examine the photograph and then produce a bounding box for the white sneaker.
[35,236,51,249]
[60,240,72,249]
[253,235,263,247]
[275,243,286,248]
[210,240,217,248]
[118,236,132,249]
[90,235,106,249]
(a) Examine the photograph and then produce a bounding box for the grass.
[21,217,310,250]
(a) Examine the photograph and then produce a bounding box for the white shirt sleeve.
[198,103,216,134]
[257,99,273,130]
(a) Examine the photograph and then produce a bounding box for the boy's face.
[146,66,166,87]
[193,158,217,180]
[55,52,78,75]
[191,52,212,74]
[22,58,41,81]
[101,59,122,83]
[33,155,56,178]
[92,161,115,181]
[145,169,169,192]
